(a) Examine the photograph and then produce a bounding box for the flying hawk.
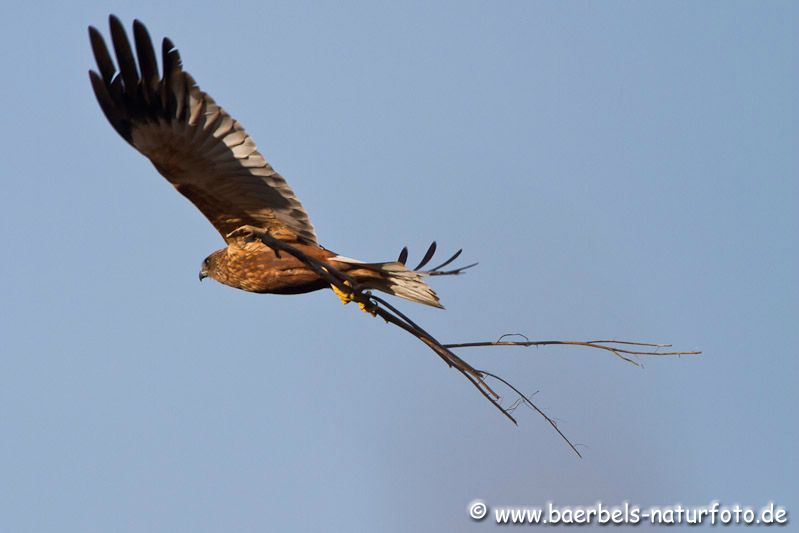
[88,16,699,456]
[88,16,450,309]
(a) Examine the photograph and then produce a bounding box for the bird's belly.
[249,268,329,295]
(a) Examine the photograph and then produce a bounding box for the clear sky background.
[1,1,796,531]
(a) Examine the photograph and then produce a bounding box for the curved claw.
[331,281,354,304]
[331,282,378,316]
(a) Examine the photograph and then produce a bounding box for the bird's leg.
[330,280,355,304]
[356,291,378,316]
[226,225,281,255]
[330,281,378,316]
[226,224,263,241]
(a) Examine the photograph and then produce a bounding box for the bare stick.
[443,339,701,366]
[480,369,582,458]
[226,225,700,457]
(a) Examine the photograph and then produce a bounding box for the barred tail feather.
[373,262,443,308]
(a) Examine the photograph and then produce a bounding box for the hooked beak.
[199,269,208,282]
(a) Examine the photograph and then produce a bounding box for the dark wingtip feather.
[162,37,181,68]
[161,36,187,119]
[398,246,409,265]
[89,70,132,143]
[132,19,159,103]
[429,248,463,272]
[88,25,116,83]
[414,241,437,270]
[109,15,139,92]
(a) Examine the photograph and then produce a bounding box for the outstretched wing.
[88,16,317,244]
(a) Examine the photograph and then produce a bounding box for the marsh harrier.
[89,17,699,456]
[88,16,461,310]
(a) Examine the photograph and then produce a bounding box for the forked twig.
[226,226,700,457]
[443,339,701,366]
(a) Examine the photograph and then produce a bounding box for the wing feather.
[88,16,317,244]
[88,27,116,84]
[109,16,139,95]
[132,20,159,105]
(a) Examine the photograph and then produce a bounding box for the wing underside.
[88,16,317,244]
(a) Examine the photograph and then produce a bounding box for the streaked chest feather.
[212,243,329,294]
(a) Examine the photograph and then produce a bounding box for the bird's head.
[199,249,225,282]
[199,256,210,282]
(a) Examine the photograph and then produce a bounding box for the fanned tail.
[371,261,443,308]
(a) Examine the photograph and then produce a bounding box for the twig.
[226,226,701,457]
[443,340,701,366]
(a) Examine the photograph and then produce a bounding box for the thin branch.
[443,339,701,366]
[225,225,701,457]
[480,369,582,458]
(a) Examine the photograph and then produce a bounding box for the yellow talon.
[358,301,377,317]
[331,281,354,305]
[331,282,377,316]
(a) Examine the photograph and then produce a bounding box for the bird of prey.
[88,16,461,310]
[88,16,699,456]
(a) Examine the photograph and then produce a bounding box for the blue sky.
[1,1,797,531]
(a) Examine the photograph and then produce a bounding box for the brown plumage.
[201,241,387,295]
[87,17,694,446]
[89,16,442,308]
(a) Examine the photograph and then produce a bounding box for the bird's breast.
[213,243,333,295]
